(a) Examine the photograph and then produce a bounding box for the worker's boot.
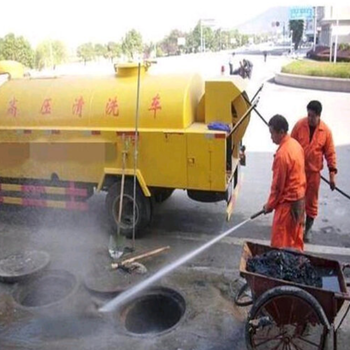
[304,216,314,243]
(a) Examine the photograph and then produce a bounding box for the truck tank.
[0,61,251,236]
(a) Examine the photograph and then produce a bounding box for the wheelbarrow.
[235,241,350,350]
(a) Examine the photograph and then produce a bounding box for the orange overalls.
[291,118,336,219]
[266,135,306,251]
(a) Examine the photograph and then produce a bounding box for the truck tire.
[106,180,151,238]
[154,188,175,203]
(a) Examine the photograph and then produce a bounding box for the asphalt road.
[0,53,350,350]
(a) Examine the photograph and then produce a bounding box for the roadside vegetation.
[282,60,350,79]
[0,19,305,70]
[0,25,253,70]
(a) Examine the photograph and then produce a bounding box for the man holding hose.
[264,115,306,251]
[291,100,337,243]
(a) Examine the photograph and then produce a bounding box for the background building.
[317,6,350,46]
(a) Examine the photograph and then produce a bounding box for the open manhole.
[120,287,186,336]
[0,250,50,283]
[13,269,79,309]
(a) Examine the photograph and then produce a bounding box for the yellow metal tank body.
[0,62,251,236]
[0,60,26,79]
[0,64,202,130]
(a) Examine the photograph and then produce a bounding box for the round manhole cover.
[13,269,79,309]
[120,287,186,336]
[0,250,50,283]
[84,249,148,294]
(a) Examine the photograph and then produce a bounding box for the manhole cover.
[84,249,148,294]
[13,269,78,309]
[0,250,50,283]
[120,287,185,336]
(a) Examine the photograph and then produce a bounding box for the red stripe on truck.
[215,134,226,139]
[22,185,46,194]
[22,198,47,207]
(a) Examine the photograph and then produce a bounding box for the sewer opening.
[14,270,78,308]
[121,288,186,335]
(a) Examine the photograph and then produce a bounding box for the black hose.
[321,175,350,201]
[250,210,265,220]
[243,94,350,200]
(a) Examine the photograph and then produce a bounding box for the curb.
[275,72,350,93]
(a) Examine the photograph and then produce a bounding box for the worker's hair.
[307,100,322,116]
[268,114,289,133]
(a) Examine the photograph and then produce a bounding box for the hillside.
[233,7,290,35]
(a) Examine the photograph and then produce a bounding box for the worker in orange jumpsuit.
[291,100,337,243]
[263,115,306,251]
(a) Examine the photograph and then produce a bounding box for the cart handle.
[342,263,350,271]
[342,263,350,286]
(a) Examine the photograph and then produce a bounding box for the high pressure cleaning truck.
[0,60,252,237]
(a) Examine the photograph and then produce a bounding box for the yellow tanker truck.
[0,60,251,237]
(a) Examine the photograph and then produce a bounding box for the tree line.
[0,20,305,69]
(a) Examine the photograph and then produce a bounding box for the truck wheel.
[154,189,175,203]
[106,180,151,238]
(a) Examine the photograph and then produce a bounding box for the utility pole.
[200,20,203,52]
[329,27,333,62]
[49,40,54,70]
[334,18,339,63]
[199,18,215,53]
[313,6,318,49]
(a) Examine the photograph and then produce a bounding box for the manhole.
[13,270,79,309]
[120,287,186,336]
[0,250,50,283]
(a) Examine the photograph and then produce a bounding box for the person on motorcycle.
[242,59,253,79]
[232,61,246,78]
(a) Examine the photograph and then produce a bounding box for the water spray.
[99,209,264,313]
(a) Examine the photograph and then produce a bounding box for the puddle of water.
[322,276,341,293]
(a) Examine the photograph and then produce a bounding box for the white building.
[317,6,350,46]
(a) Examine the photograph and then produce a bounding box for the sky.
[0,0,348,49]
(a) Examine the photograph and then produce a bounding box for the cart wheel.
[234,282,253,307]
[245,286,329,350]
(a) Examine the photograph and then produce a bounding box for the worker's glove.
[263,204,273,214]
[329,172,336,191]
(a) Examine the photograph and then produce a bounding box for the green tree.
[289,20,304,50]
[212,29,223,51]
[77,42,95,64]
[186,22,202,53]
[185,22,218,53]
[159,30,186,56]
[219,30,230,50]
[121,29,143,60]
[105,41,122,62]
[35,40,67,70]
[0,38,4,60]
[202,26,215,51]
[156,46,164,57]
[94,43,107,58]
[143,42,156,58]
[0,33,34,68]
[184,31,196,53]
[240,34,250,46]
